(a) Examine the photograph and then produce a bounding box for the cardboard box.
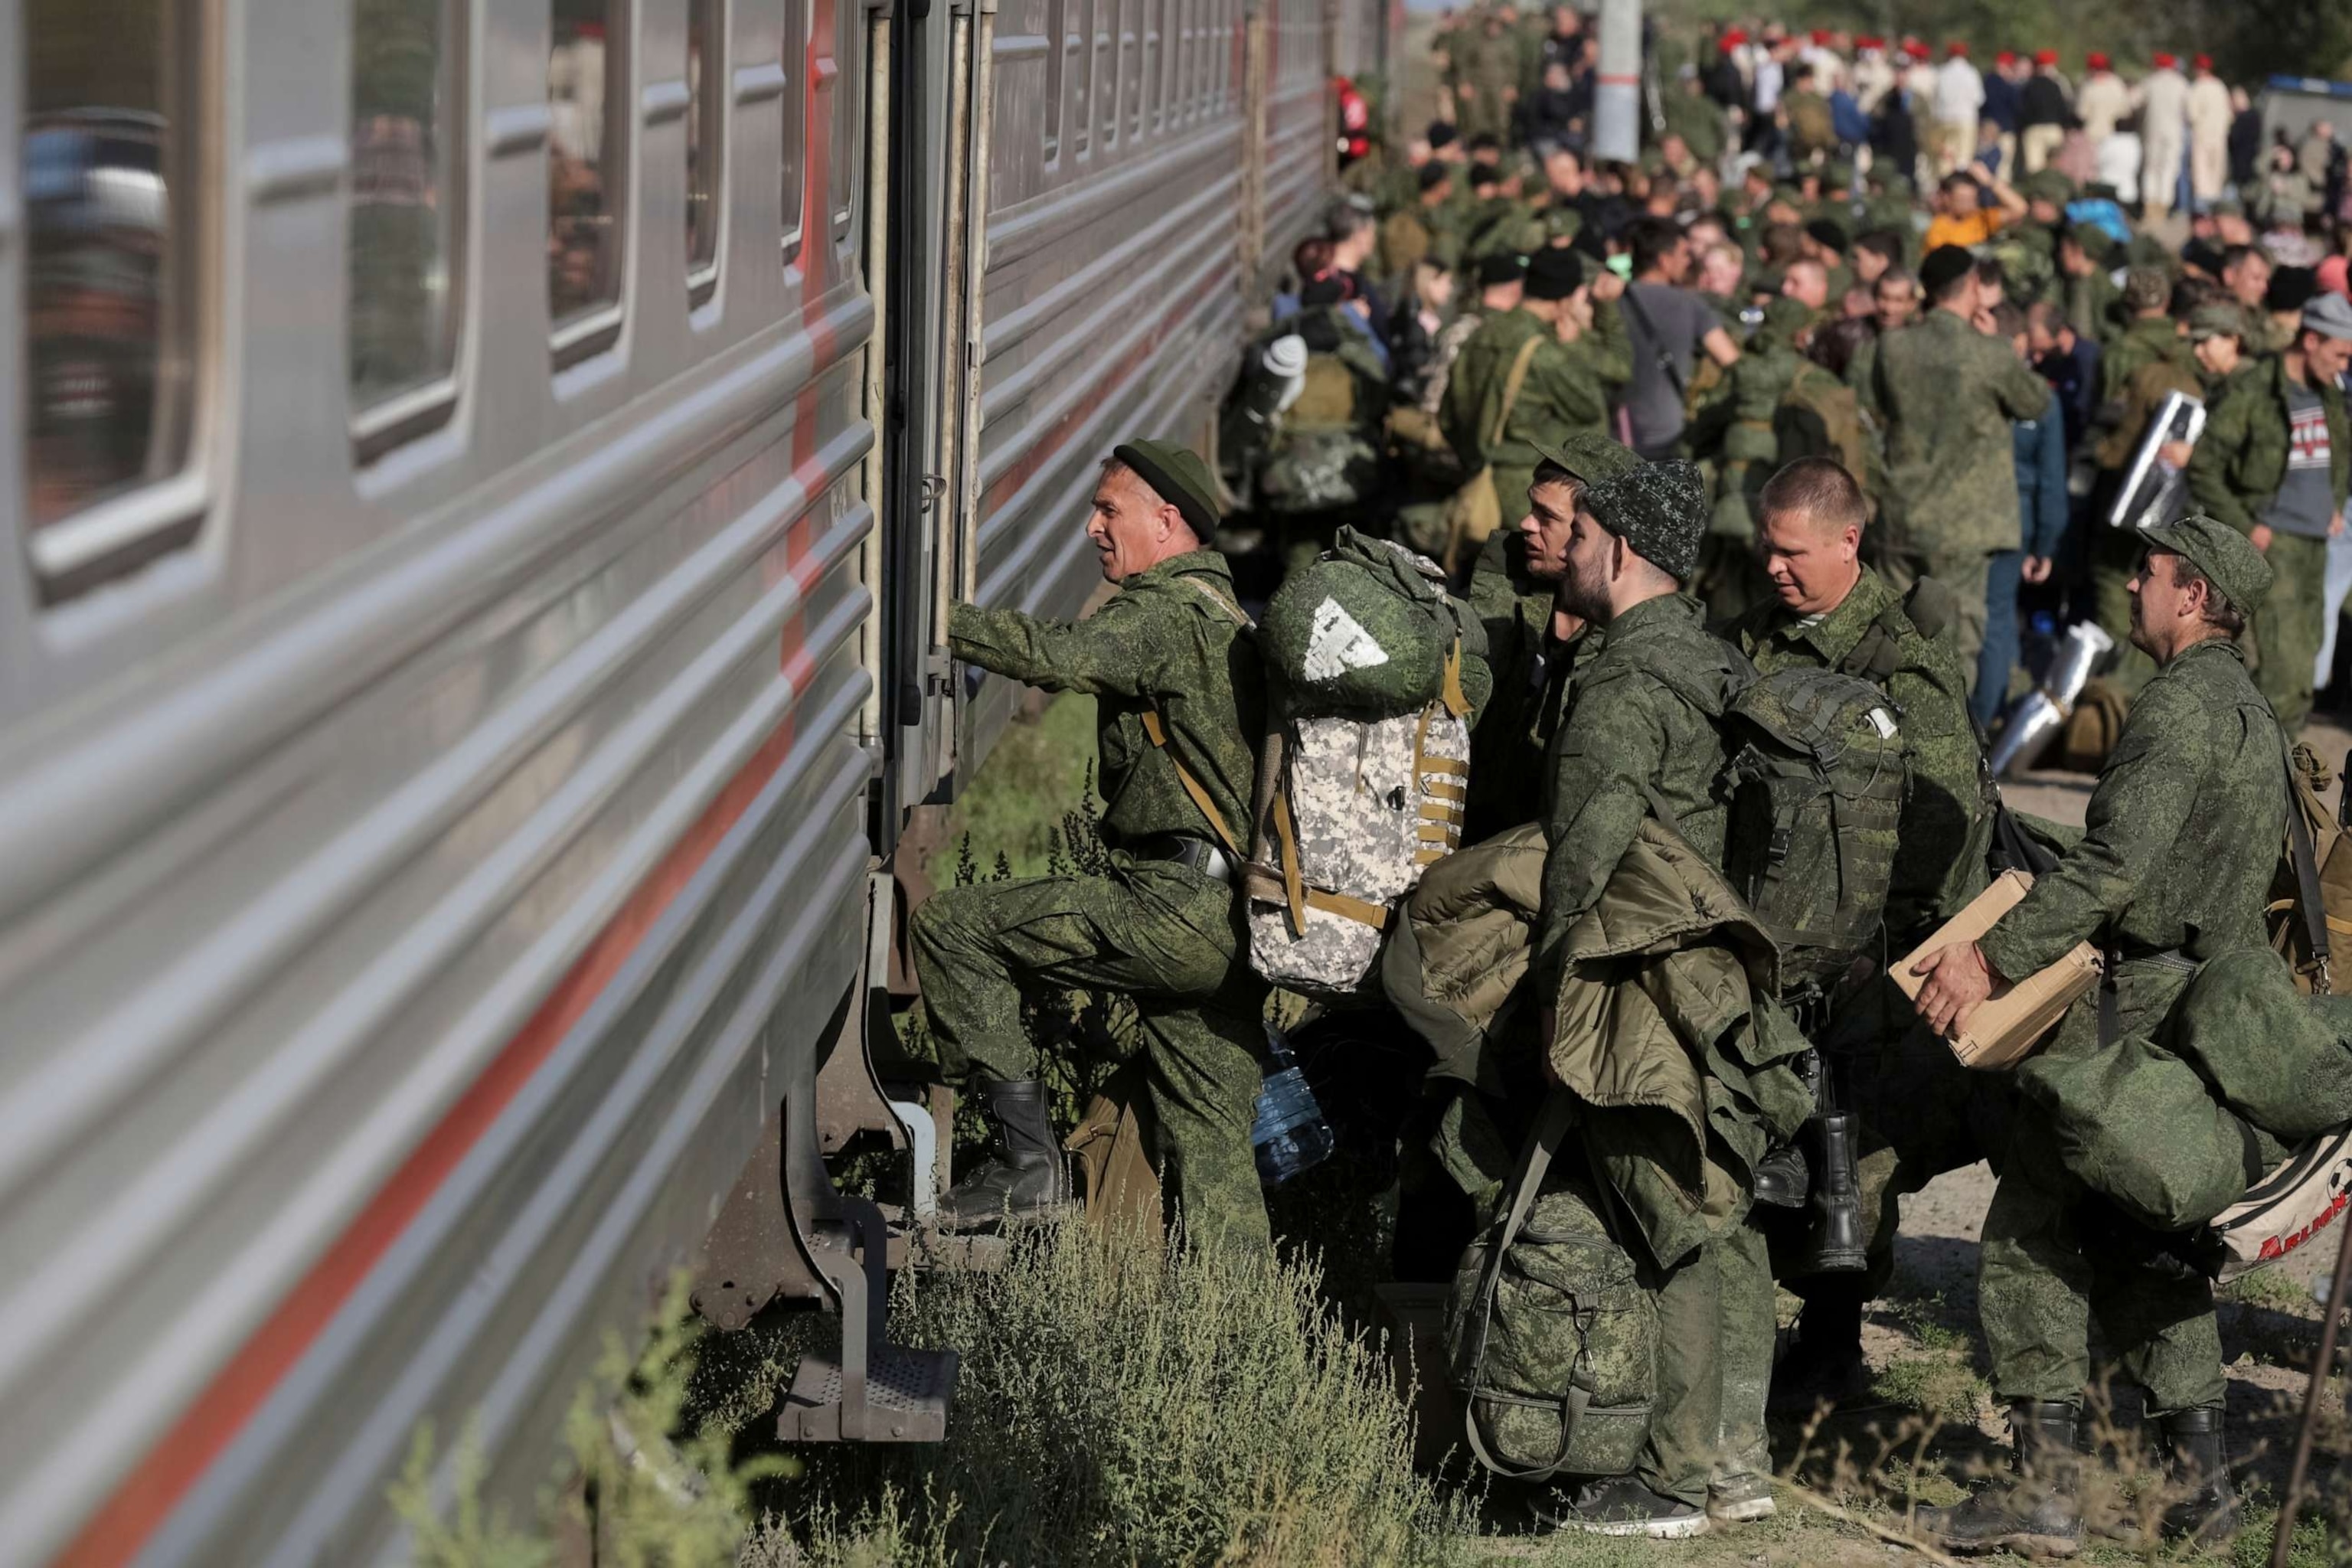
[1893,870,2102,1069]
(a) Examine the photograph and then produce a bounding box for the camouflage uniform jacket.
[2091,353,2205,473]
[1726,570,1991,946]
[1441,301,1632,482]
[1978,639,2286,980]
[1534,593,1743,991]
[949,550,1263,850]
[2060,270,2121,348]
[1857,309,2055,559]
[2186,355,2352,537]
[2098,315,2194,408]
[1463,530,1599,842]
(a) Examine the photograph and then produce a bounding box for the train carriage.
[0,0,1394,1560]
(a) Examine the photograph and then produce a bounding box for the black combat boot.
[935,1080,1073,1230]
[1915,1400,2083,1558]
[2157,1406,2239,1544]
[1796,1109,1867,1273]
[1751,1142,1810,1209]
[1768,1282,1872,1414]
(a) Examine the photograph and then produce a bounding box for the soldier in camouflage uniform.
[2055,224,2120,348]
[1449,13,1519,145]
[1463,431,1642,844]
[911,440,1272,1250]
[1442,248,1632,537]
[1533,463,1779,1537]
[1855,246,2056,685]
[1685,298,1813,619]
[1721,459,2009,1413]
[1911,514,2286,1555]
[2186,293,2352,734]
[1375,163,1457,284]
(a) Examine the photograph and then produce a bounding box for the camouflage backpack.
[1257,309,1387,514]
[1446,1091,1658,1481]
[1242,531,1489,995]
[1718,666,1908,995]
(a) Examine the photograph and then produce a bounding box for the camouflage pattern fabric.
[2251,532,2330,733]
[1726,570,1991,948]
[1857,309,2056,564]
[911,866,1271,1250]
[949,548,1261,849]
[1246,706,1470,993]
[1971,636,2288,1415]
[1978,638,2286,983]
[1534,593,1744,992]
[2098,314,2197,408]
[1977,959,2226,1416]
[1442,302,1633,521]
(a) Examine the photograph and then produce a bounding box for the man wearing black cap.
[1911,513,2288,1553]
[910,440,1272,1248]
[1529,462,1791,1536]
[1416,250,1526,426]
[1856,243,2056,684]
[2188,290,2352,733]
[1375,162,1459,283]
[1442,245,1631,555]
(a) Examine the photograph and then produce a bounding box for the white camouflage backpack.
[1241,531,1488,995]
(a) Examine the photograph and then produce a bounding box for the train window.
[686,0,720,299]
[549,0,626,358]
[21,0,198,566]
[1041,0,1063,161]
[779,0,807,266]
[350,0,463,448]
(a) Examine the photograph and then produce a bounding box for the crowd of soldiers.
[889,10,2352,1560]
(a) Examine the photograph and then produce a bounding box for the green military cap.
[2065,221,2116,261]
[1581,460,1708,583]
[1759,296,1816,338]
[2210,197,2246,219]
[1822,160,1856,191]
[2186,302,2246,341]
[2140,512,2272,616]
[1541,204,1583,241]
[1529,430,1642,488]
[2125,233,2179,276]
[2024,169,2076,205]
[2122,265,2171,312]
[1112,439,1220,538]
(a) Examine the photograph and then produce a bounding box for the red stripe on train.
[62,1,852,1540]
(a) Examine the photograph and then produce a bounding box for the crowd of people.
[896,11,2352,1561]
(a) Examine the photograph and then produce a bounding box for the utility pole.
[1593,0,1642,163]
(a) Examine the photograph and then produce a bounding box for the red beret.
[1810,28,1829,44]
[1907,41,1931,60]
[2035,49,2058,66]
[2153,51,2177,68]
[2086,51,2110,70]
[2194,53,2213,70]
[1996,50,2017,66]
[1722,26,1746,45]
[1946,40,1968,57]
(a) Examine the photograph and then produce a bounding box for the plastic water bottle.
[1236,335,1308,435]
[1252,1027,1336,1187]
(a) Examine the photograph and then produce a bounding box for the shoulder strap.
[1140,708,1244,855]
[1485,332,1548,451]
[2284,743,2333,996]
[1619,286,1688,399]
[1174,572,1255,629]
[1459,1088,1589,1481]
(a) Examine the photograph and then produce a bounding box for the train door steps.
[779,1345,959,1442]
[874,1204,1009,1272]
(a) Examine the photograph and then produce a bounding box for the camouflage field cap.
[2064,221,2116,262]
[1112,439,1221,539]
[2186,302,2246,341]
[1528,431,1642,491]
[1581,460,1708,583]
[2141,513,2273,616]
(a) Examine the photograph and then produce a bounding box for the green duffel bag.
[1258,527,1488,720]
[1446,1091,1657,1481]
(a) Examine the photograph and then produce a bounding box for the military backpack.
[1237,531,1490,995]
[1256,310,1387,515]
[1718,666,1908,995]
[1446,1091,1658,1481]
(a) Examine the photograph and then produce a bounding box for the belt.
[1129,833,1235,884]
[2104,946,2198,975]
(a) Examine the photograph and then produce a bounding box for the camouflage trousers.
[1978,960,2225,1416]
[2250,531,2328,734]
[909,859,1271,1250]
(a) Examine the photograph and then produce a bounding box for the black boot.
[1768,1284,1871,1414]
[1915,1400,2084,1558]
[936,1080,1073,1230]
[1752,1142,1809,1209]
[2157,1406,2239,1544]
[1796,1110,1867,1273]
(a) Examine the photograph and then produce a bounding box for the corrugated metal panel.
[0,0,877,1560]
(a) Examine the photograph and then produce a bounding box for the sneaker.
[1708,1468,1778,1523]
[1540,1476,1711,1539]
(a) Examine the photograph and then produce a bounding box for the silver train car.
[0,0,1395,1561]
